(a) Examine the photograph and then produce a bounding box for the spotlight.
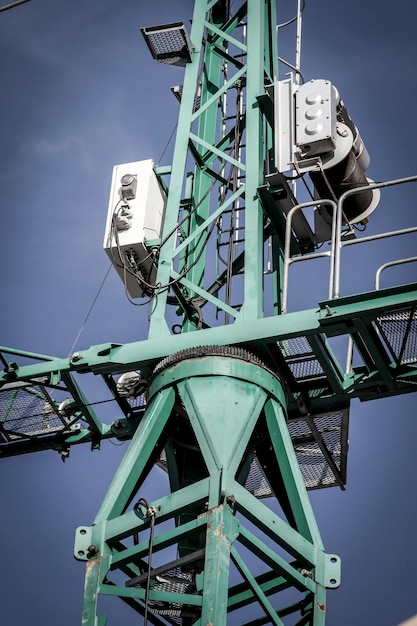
[141,22,193,67]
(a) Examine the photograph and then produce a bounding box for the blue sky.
[1,0,417,624]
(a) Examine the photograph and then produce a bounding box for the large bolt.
[87,545,99,557]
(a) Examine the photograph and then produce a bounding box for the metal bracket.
[74,526,93,561]
[324,553,341,589]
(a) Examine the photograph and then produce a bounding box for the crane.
[1,1,417,624]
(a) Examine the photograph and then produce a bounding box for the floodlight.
[141,22,193,67]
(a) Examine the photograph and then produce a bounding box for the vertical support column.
[241,0,265,321]
[181,6,225,320]
[148,0,208,339]
[82,557,109,626]
[200,505,240,625]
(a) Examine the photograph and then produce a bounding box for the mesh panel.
[294,443,337,489]
[376,308,417,365]
[148,30,186,57]
[288,412,345,489]
[278,337,325,381]
[126,394,147,410]
[244,458,273,498]
[0,384,69,440]
[146,567,198,625]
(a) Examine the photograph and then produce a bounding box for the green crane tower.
[1,1,417,624]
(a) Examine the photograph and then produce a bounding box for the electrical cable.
[68,264,112,357]
[277,56,305,83]
[277,0,306,29]
[133,498,156,626]
[109,171,218,300]
[353,221,367,232]
[299,171,315,201]
[157,122,178,164]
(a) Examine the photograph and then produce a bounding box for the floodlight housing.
[141,22,193,67]
[171,83,201,112]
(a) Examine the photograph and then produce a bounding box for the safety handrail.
[333,175,417,298]
[375,256,417,290]
[282,199,337,314]
[282,175,417,313]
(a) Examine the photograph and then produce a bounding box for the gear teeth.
[152,345,281,381]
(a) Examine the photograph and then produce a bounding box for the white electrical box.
[103,159,166,298]
[295,79,338,157]
[275,77,339,173]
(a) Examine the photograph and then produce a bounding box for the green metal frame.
[74,354,339,625]
[1,0,417,624]
[148,0,279,337]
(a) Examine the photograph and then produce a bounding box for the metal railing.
[282,199,337,314]
[282,175,417,313]
[375,256,417,290]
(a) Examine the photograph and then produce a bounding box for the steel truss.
[1,0,417,624]
[75,350,339,625]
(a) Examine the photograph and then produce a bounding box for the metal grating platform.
[288,410,349,490]
[277,336,325,382]
[0,380,79,443]
[126,551,202,626]
[148,568,197,625]
[0,362,105,456]
[376,305,417,366]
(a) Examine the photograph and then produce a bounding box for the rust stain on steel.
[318,603,326,611]
[84,556,102,586]
[85,557,100,573]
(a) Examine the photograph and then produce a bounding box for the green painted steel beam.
[103,478,210,543]
[189,131,246,170]
[318,283,417,326]
[239,0,266,323]
[265,398,324,545]
[200,505,240,625]
[232,480,317,566]
[93,386,175,522]
[147,0,208,339]
[99,583,204,606]
[2,284,416,399]
[109,517,207,571]
[236,527,315,594]
[349,317,396,390]
[230,544,286,626]
[172,186,245,259]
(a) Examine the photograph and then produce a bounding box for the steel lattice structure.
[1,1,417,624]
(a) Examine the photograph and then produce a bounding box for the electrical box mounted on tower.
[274,76,380,240]
[103,159,167,298]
